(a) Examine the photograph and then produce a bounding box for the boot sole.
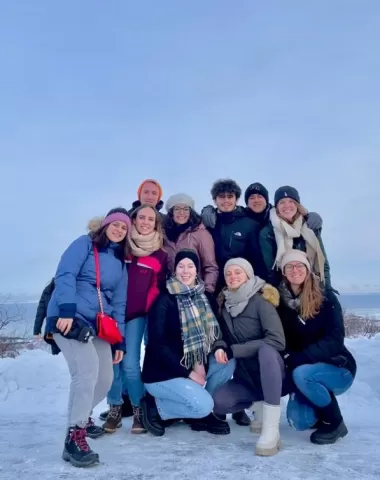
[310,425,348,445]
[86,430,105,439]
[131,428,148,434]
[103,422,122,433]
[62,450,100,468]
[190,423,230,435]
[256,438,281,456]
[141,402,165,437]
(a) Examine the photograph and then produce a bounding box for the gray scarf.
[223,276,266,317]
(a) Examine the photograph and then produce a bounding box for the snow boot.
[232,410,250,426]
[85,417,105,439]
[99,393,133,421]
[141,393,165,437]
[102,405,122,433]
[310,394,348,445]
[255,403,281,456]
[62,426,99,468]
[250,401,264,433]
[131,406,147,434]
[190,413,230,435]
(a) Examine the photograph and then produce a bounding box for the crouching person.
[278,251,357,445]
[212,258,286,456]
[141,249,235,436]
[45,210,130,468]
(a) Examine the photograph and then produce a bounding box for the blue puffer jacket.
[46,235,127,343]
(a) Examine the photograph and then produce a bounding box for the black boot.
[310,394,348,445]
[121,393,134,417]
[141,393,165,437]
[85,417,105,439]
[190,413,230,435]
[62,426,99,468]
[232,410,250,426]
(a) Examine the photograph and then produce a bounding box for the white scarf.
[269,208,326,284]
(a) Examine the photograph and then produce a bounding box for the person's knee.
[191,392,214,418]
[123,353,140,377]
[292,364,312,388]
[286,393,317,431]
[258,343,279,364]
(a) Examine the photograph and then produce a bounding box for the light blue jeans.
[145,355,236,420]
[287,362,354,431]
[107,316,147,407]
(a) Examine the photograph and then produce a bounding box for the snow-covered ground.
[0,337,379,480]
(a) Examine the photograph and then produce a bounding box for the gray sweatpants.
[54,334,114,428]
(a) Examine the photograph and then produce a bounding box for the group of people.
[34,178,357,468]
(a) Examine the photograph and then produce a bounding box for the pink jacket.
[164,223,219,293]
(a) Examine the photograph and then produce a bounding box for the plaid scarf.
[166,276,220,369]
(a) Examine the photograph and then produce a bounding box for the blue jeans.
[107,316,147,407]
[145,355,236,420]
[287,362,354,431]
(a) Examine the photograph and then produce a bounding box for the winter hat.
[137,179,163,202]
[224,258,254,280]
[211,179,242,200]
[174,248,200,272]
[280,250,311,272]
[274,186,300,206]
[244,182,269,205]
[100,208,131,230]
[166,193,195,212]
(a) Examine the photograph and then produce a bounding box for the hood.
[261,284,280,307]
[87,216,104,233]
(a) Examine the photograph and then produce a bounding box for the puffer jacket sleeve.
[259,225,281,286]
[197,226,219,293]
[54,235,92,318]
[315,232,332,290]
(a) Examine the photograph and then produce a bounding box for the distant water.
[1,294,380,338]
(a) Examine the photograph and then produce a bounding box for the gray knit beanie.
[166,193,195,212]
[224,258,254,279]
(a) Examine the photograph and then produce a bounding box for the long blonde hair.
[289,272,323,319]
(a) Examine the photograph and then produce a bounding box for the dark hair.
[90,206,130,261]
[130,203,164,239]
[211,179,242,200]
[164,207,202,234]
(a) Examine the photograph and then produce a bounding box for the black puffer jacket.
[277,286,356,377]
[33,279,55,335]
[207,207,266,292]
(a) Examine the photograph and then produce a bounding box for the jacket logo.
[234,232,242,236]
[284,192,288,196]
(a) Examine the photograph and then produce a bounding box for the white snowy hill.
[1,336,379,480]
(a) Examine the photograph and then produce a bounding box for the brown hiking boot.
[131,406,147,434]
[102,405,122,433]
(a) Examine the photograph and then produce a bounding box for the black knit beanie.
[244,182,269,205]
[274,186,300,206]
[174,249,200,272]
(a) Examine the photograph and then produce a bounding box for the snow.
[1,337,380,480]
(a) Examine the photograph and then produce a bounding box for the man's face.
[215,193,237,212]
[139,181,160,206]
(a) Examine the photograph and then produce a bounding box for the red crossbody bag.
[93,244,123,345]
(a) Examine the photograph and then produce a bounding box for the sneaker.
[62,426,99,468]
[131,406,147,434]
[190,413,230,435]
[141,393,165,437]
[85,417,105,439]
[102,405,122,433]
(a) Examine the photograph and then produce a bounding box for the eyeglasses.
[174,206,190,213]
[284,263,307,273]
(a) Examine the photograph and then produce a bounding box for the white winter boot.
[250,401,263,433]
[255,403,281,456]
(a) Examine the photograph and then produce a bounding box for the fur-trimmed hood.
[87,216,104,233]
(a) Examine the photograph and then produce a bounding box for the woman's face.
[175,258,197,287]
[284,261,308,285]
[277,198,297,221]
[225,265,248,290]
[173,205,191,225]
[106,221,128,243]
[134,207,156,235]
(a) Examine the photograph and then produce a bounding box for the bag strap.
[93,244,104,314]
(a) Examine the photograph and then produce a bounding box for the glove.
[306,211,323,231]
[201,205,217,229]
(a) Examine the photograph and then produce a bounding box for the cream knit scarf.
[128,225,163,257]
[269,208,326,284]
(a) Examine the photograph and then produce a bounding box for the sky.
[0,0,379,296]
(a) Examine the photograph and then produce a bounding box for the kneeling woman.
[212,258,286,457]
[141,249,235,436]
[278,251,357,445]
[45,209,130,468]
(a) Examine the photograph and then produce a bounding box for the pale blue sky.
[1,1,379,295]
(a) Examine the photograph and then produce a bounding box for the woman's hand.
[215,348,228,364]
[113,350,124,364]
[189,371,206,386]
[193,362,206,379]
[56,318,73,336]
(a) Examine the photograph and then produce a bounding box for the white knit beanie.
[166,193,195,212]
[224,258,254,279]
[280,250,311,272]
